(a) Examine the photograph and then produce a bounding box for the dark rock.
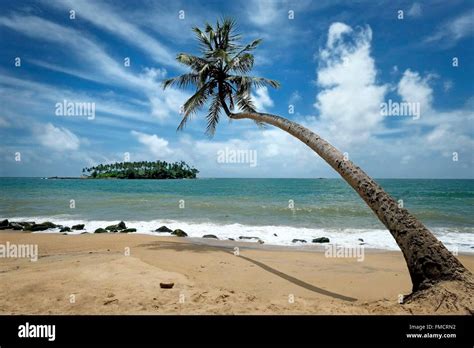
[105,222,126,231]
[312,237,330,243]
[202,234,218,239]
[121,228,136,233]
[42,222,57,228]
[257,240,265,244]
[25,223,56,231]
[273,233,278,237]
[228,238,235,241]
[155,226,173,233]
[81,232,89,234]
[71,224,85,230]
[0,219,9,227]
[292,239,307,243]
[160,282,174,289]
[29,224,49,231]
[172,229,187,237]
[0,226,11,230]
[9,223,23,230]
[60,227,71,232]
[94,228,107,233]
[18,221,35,226]
[18,222,34,229]
[358,238,364,242]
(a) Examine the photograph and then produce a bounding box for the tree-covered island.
[82,161,199,179]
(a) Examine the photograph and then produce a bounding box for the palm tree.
[163,18,472,294]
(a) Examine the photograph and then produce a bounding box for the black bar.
[0,315,472,346]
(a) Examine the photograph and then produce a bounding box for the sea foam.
[8,216,473,253]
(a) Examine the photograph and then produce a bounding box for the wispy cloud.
[45,0,181,69]
[0,14,189,123]
[424,10,474,47]
[0,15,143,86]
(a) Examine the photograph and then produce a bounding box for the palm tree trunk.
[229,111,470,292]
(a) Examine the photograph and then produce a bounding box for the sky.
[0,0,473,178]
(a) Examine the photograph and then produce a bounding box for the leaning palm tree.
[163,18,471,294]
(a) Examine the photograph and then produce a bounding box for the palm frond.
[183,82,211,116]
[205,96,221,136]
[176,53,209,72]
[193,27,213,51]
[229,75,280,89]
[235,91,256,113]
[177,82,212,131]
[228,53,254,73]
[162,73,200,90]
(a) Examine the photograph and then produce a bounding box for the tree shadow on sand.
[139,241,357,302]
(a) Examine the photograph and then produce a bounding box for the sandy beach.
[0,230,472,315]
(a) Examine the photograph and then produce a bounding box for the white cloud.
[314,23,387,145]
[131,130,173,157]
[424,10,474,47]
[252,87,274,112]
[397,69,433,114]
[36,123,80,151]
[306,24,473,177]
[326,22,353,49]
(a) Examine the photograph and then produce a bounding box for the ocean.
[1,178,473,252]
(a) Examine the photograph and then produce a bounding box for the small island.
[82,160,199,179]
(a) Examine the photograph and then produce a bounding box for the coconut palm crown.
[162,18,279,135]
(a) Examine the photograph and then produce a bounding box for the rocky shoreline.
[0,219,333,245]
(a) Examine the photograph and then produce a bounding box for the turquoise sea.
[1,178,473,251]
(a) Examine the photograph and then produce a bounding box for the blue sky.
[0,0,473,178]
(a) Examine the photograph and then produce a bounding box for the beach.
[1,230,473,315]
